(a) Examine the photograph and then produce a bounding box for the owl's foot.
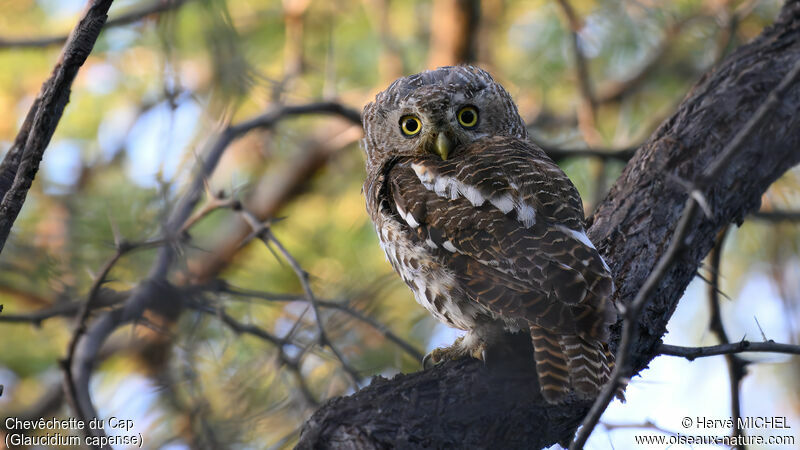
[422,335,486,369]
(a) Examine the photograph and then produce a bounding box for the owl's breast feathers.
[368,136,615,339]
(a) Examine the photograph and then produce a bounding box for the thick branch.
[573,40,800,450]
[297,2,800,448]
[0,0,114,254]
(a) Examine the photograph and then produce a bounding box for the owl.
[362,66,617,403]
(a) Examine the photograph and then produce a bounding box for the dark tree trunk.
[298,1,800,448]
[427,0,481,67]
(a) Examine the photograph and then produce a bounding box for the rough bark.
[297,2,800,448]
[0,0,114,254]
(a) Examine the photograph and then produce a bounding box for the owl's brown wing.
[386,136,614,340]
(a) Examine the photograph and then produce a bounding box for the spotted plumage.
[362,66,618,403]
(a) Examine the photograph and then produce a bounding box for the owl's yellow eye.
[457,106,478,128]
[400,115,422,136]
[458,106,478,128]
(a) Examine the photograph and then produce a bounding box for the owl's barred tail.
[562,335,610,399]
[530,325,570,403]
[531,326,623,403]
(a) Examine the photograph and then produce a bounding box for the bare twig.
[0,0,115,254]
[601,419,678,437]
[751,210,800,222]
[239,209,361,390]
[571,54,800,450]
[659,340,800,359]
[165,101,361,256]
[61,238,164,443]
[0,293,124,326]
[541,145,636,163]
[554,0,601,146]
[0,0,190,50]
[186,300,320,407]
[216,282,425,362]
[179,184,240,234]
[595,17,693,104]
[706,227,747,447]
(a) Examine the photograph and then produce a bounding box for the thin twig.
[179,186,240,234]
[601,419,679,438]
[659,340,800,359]
[0,0,190,50]
[239,209,361,390]
[571,54,800,450]
[554,0,601,147]
[0,293,125,326]
[541,145,636,163]
[706,227,747,447]
[186,297,320,407]
[595,16,694,104]
[751,210,800,222]
[217,282,425,362]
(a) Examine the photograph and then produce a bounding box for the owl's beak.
[434,133,452,161]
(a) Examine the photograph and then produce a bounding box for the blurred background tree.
[0,0,797,448]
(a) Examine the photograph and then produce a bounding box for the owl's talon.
[422,352,435,369]
[422,336,486,369]
[422,347,446,369]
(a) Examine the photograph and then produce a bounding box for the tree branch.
[659,341,800,359]
[0,0,114,254]
[239,209,362,389]
[216,282,425,362]
[0,0,189,50]
[185,298,321,407]
[572,43,800,450]
[555,0,601,147]
[541,145,636,163]
[706,227,748,446]
[64,101,362,440]
[751,209,800,222]
[297,2,800,447]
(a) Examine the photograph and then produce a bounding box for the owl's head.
[362,66,527,171]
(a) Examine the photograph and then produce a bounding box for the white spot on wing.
[395,201,407,218]
[413,168,487,207]
[461,183,486,206]
[558,225,597,250]
[489,194,514,214]
[411,164,538,227]
[442,240,457,252]
[517,203,536,227]
[404,212,420,228]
